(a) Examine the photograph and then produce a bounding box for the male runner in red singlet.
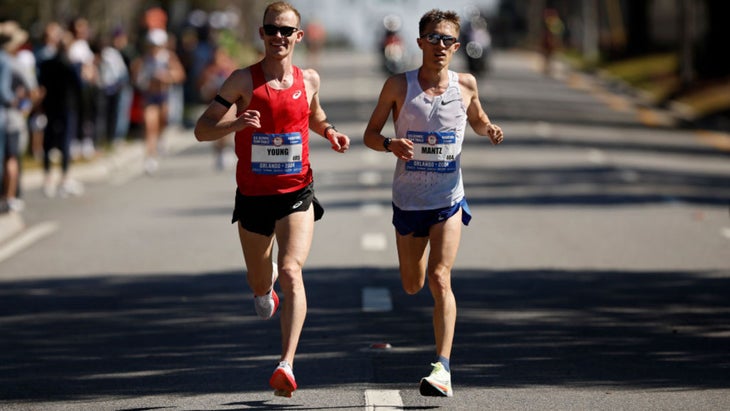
[194,1,349,397]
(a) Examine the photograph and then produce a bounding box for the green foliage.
[216,29,260,67]
[600,54,678,85]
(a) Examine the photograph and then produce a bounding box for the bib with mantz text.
[404,131,457,173]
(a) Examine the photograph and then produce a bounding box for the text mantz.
[422,147,442,154]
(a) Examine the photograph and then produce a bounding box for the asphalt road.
[0,49,729,410]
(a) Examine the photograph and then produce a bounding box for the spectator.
[303,18,326,69]
[68,17,99,160]
[37,23,84,198]
[110,27,135,147]
[0,23,16,213]
[164,32,185,129]
[196,46,236,170]
[130,29,185,174]
[95,32,130,148]
[540,8,564,75]
[31,22,64,161]
[0,21,35,212]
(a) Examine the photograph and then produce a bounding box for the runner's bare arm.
[460,72,503,145]
[304,68,349,153]
[364,74,413,159]
[194,68,258,142]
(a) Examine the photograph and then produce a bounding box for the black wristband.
[324,125,337,139]
[214,94,233,109]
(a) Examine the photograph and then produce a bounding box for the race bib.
[251,132,303,175]
[405,131,457,173]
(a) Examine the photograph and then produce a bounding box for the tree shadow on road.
[0,267,728,402]
[311,143,730,208]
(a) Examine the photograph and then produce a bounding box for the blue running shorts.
[392,198,471,237]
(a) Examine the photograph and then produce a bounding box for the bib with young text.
[251,132,303,175]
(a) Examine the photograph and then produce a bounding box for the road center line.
[358,171,382,186]
[587,148,606,164]
[362,287,392,312]
[721,227,730,240]
[360,202,386,216]
[364,389,402,411]
[361,233,387,251]
[0,221,59,264]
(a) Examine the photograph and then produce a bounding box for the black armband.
[214,94,233,109]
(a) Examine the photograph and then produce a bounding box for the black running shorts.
[232,183,324,236]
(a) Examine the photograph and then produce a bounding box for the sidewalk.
[547,52,730,151]
[0,126,198,245]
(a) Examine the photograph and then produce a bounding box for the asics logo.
[292,200,303,209]
[292,90,302,99]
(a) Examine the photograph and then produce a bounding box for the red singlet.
[235,62,312,196]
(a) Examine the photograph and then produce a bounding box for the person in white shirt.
[364,8,503,398]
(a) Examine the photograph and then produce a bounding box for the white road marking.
[362,149,385,165]
[358,171,382,186]
[619,169,640,183]
[362,287,392,312]
[721,227,730,240]
[364,389,403,411]
[0,221,59,264]
[534,121,553,138]
[0,211,23,244]
[587,149,606,164]
[361,232,387,251]
[360,202,387,216]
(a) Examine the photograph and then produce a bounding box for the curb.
[0,211,24,245]
[552,54,730,151]
[0,126,198,247]
[556,62,679,128]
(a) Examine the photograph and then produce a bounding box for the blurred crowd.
[0,7,238,215]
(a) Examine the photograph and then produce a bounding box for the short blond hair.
[263,2,301,27]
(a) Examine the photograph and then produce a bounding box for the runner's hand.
[487,124,503,145]
[328,131,350,153]
[237,110,261,130]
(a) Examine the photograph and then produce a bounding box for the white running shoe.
[144,158,159,175]
[81,138,96,160]
[58,179,85,198]
[253,262,279,320]
[419,362,453,397]
[7,198,25,212]
[269,360,297,397]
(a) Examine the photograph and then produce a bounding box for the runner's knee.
[400,269,425,294]
[277,263,304,290]
[427,267,452,296]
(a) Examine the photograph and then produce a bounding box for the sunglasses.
[262,24,299,37]
[421,33,458,47]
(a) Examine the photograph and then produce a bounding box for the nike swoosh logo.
[441,99,459,105]
[292,201,303,209]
